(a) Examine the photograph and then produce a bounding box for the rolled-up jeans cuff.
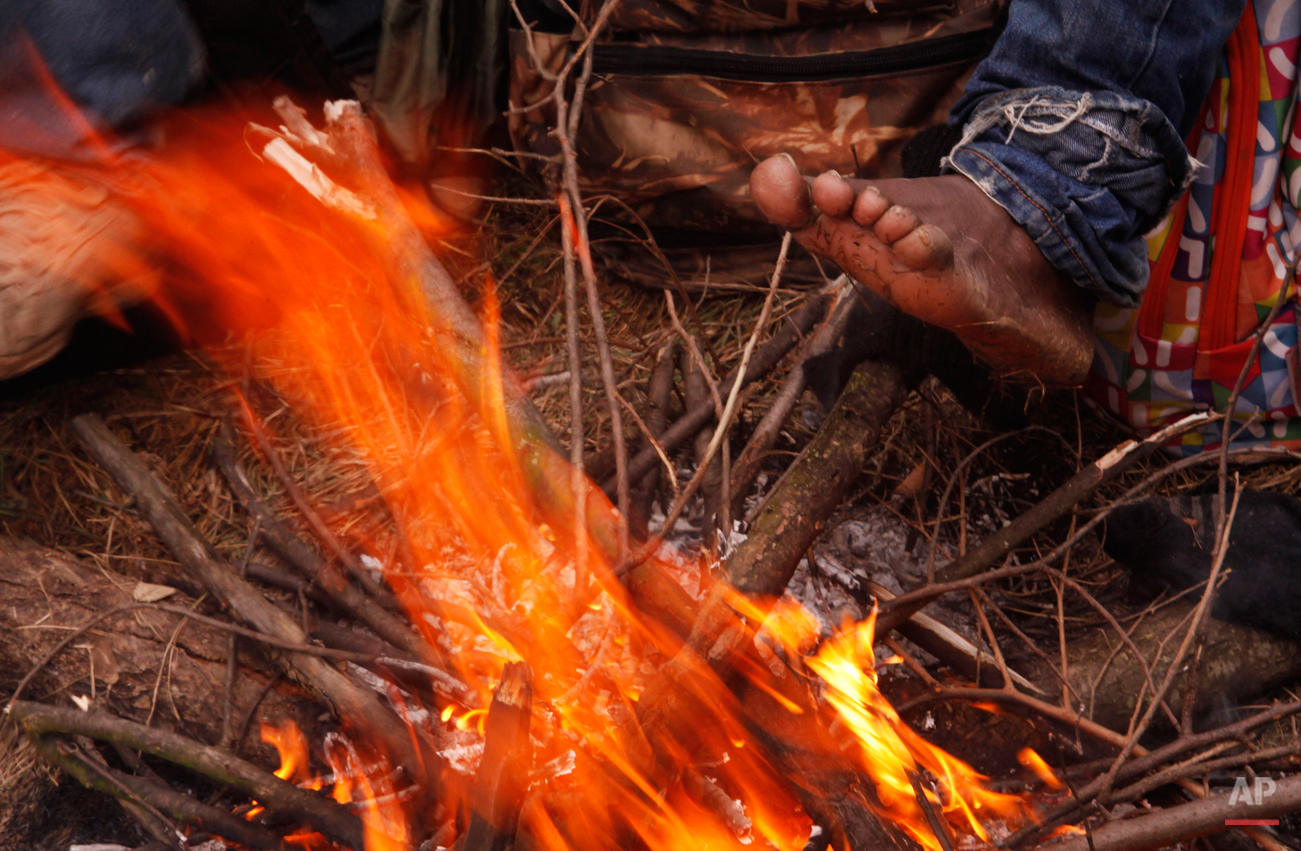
[942,86,1196,306]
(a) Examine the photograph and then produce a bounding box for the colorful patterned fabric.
[1084,0,1301,454]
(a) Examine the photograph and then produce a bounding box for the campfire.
[3,43,1300,851]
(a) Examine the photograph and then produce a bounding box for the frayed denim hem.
[942,86,1198,306]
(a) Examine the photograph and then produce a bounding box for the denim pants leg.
[943,0,1247,306]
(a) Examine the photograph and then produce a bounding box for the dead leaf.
[132,581,176,603]
[892,460,928,499]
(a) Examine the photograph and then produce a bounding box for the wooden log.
[874,412,1216,635]
[685,344,724,546]
[30,731,288,851]
[1014,600,1301,733]
[210,424,424,656]
[728,287,854,521]
[10,701,366,851]
[599,294,832,493]
[725,360,906,598]
[630,339,678,531]
[0,536,314,751]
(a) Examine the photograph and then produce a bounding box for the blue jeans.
[943,0,1247,306]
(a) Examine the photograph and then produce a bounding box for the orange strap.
[1137,3,1259,348]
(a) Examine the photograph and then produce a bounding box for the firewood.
[630,339,678,531]
[462,662,534,851]
[874,411,1217,635]
[729,282,856,521]
[0,537,313,747]
[210,423,423,656]
[725,359,907,600]
[598,293,832,493]
[32,731,287,851]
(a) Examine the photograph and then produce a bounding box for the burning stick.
[463,661,534,851]
[246,96,709,643]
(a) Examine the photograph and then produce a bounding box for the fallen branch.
[631,339,679,528]
[729,281,853,520]
[726,359,907,598]
[32,733,284,851]
[875,412,1217,634]
[210,423,423,656]
[1001,699,1301,845]
[238,406,394,605]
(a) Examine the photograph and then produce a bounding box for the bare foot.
[749,154,1094,386]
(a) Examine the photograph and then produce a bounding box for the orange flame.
[11,87,1045,849]
[1018,748,1065,790]
[261,719,313,786]
[326,734,410,851]
[803,611,1033,851]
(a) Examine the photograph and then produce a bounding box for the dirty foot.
[749,154,1094,386]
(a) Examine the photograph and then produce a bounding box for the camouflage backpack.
[507,0,1005,286]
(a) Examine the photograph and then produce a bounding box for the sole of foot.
[749,154,1095,387]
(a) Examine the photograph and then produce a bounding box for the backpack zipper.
[589,28,995,82]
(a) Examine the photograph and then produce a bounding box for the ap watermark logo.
[1225,776,1279,826]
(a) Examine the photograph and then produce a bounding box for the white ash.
[437,736,484,775]
[534,748,576,780]
[418,575,477,609]
[360,552,385,584]
[652,539,707,601]
[811,511,986,650]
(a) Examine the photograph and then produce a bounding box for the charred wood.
[463,662,534,851]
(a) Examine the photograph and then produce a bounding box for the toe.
[851,186,891,227]
[874,205,923,245]
[750,154,814,229]
[811,171,855,216]
[891,223,953,271]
